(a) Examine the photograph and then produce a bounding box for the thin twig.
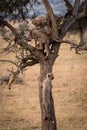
[0,59,19,67]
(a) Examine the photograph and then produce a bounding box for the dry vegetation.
[0,35,87,130]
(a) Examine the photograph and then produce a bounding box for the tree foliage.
[0,0,40,19]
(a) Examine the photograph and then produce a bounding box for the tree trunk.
[39,60,57,130]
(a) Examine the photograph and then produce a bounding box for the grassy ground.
[0,36,87,130]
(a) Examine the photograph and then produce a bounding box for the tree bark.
[42,0,58,40]
[38,60,57,130]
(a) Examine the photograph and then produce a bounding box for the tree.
[0,0,87,130]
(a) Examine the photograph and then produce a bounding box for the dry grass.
[0,36,87,130]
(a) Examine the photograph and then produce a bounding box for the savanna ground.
[0,35,87,130]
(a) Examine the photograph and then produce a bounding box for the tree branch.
[60,1,87,37]
[42,0,59,40]
[8,57,38,89]
[73,0,80,17]
[0,56,38,89]
[0,18,37,53]
[0,59,19,68]
[56,39,84,54]
[63,0,73,14]
[0,18,18,37]
[0,18,45,59]
[58,39,78,46]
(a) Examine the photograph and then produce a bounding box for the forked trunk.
[39,60,57,130]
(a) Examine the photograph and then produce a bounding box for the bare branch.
[0,59,23,75]
[63,0,73,14]
[0,59,19,67]
[0,54,38,89]
[73,0,80,17]
[60,14,87,36]
[42,0,59,40]
[0,18,38,55]
[21,59,38,68]
[59,17,76,37]
[55,39,84,54]
[8,57,38,89]
[21,55,38,63]
[58,39,78,46]
[77,1,87,19]
[0,18,18,37]
[83,0,87,14]
[60,1,87,37]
